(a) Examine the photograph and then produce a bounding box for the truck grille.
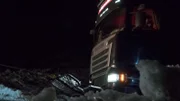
[91,47,110,77]
[92,60,108,71]
[92,55,108,66]
[91,34,115,79]
[92,49,109,61]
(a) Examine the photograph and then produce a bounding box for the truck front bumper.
[106,77,141,94]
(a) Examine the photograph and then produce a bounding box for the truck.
[89,0,161,93]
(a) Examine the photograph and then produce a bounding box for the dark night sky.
[0,0,180,69]
[0,0,97,69]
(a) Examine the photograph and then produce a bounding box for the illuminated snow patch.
[0,84,28,101]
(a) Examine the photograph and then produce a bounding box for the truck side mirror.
[135,11,146,28]
[90,29,95,35]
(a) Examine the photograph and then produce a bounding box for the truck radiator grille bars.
[90,34,115,79]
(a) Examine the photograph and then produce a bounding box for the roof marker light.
[115,0,121,3]
[100,8,109,17]
[98,0,112,14]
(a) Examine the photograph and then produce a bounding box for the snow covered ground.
[0,60,179,101]
[0,84,151,101]
[0,84,28,101]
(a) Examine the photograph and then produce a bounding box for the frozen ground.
[0,60,179,101]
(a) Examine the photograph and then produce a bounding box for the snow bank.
[0,86,152,101]
[0,84,28,101]
[0,85,58,101]
[69,60,169,101]
[1,59,180,101]
[135,60,168,101]
[31,87,57,101]
[0,84,151,101]
[70,89,151,101]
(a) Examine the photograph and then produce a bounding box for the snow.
[31,87,57,101]
[0,85,57,101]
[71,90,151,101]
[0,84,28,101]
[0,84,152,101]
[0,59,179,101]
[135,60,168,101]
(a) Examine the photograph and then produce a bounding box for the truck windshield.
[95,8,126,43]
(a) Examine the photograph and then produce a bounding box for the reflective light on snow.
[135,61,139,64]
[135,56,140,64]
[136,48,142,65]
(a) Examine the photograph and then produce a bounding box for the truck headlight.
[107,73,119,82]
